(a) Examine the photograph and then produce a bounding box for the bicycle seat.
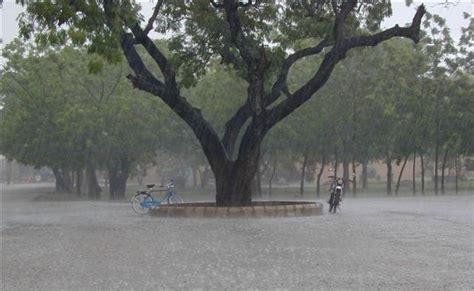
[146,184,155,189]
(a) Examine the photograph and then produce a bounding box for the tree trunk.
[412,151,416,196]
[269,152,277,198]
[52,167,73,193]
[343,158,349,184]
[71,170,76,189]
[351,156,357,197]
[434,85,441,196]
[256,154,263,197]
[109,173,128,200]
[6,160,13,185]
[215,165,254,206]
[441,147,449,195]
[135,165,144,186]
[395,155,408,195]
[86,163,101,200]
[52,167,64,192]
[108,158,131,200]
[75,169,83,196]
[316,156,325,198]
[420,152,425,195]
[214,138,263,206]
[333,147,339,177]
[342,157,349,195]
[386,157,392,195]
[455,153,459,194]
[362,159,368,190]
[300,149,309,197]
[63,169,73,193]
[434,141,439,195]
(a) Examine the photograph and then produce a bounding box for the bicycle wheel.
[131,194,153,214]
[168,193,184,204]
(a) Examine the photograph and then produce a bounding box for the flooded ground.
[1,183,473,289]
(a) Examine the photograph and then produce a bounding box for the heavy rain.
[1,0,473,289]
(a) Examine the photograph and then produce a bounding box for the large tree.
[19,0,425,206]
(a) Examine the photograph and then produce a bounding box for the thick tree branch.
[222,100,252,156]
[334,0,358,43]
[223,0,346,147]
[221,38,330,156]
[265,4,426,130]
[102,2,229,168]
[267,38,331,104]
[143,0,164,35]
[345,4,426,48]
[129,23,178,93]
[120,33,165,95]
[122,33,228,166]
[218,0,258,66]
[235,115,268,166]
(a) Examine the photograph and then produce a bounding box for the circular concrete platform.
[149,201,323,218]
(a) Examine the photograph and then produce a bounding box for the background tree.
[0,42,165,199]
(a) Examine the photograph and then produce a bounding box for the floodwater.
[1,184,473,289]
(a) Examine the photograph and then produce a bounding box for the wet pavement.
[1,183,473,290]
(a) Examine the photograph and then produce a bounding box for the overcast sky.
[1,0,472,54]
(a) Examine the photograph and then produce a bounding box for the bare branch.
[143,0,164,35]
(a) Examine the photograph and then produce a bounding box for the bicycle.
[327,171,355,214]
[131,179,184,214]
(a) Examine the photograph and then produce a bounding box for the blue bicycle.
[131,180,184,214]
